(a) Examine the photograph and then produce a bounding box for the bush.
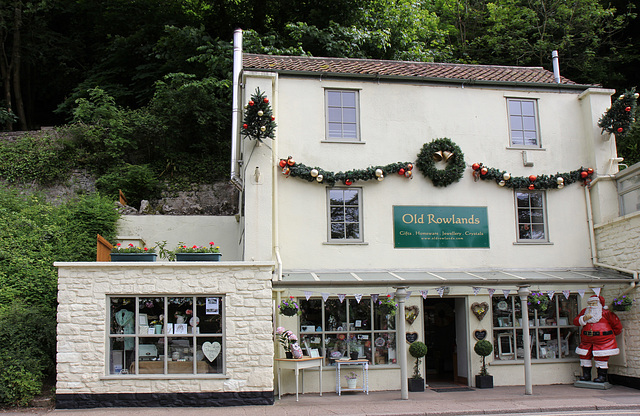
[0,133,71,184]
[474,340,493,376]
[95,164,164,209]
[409,341,428,379]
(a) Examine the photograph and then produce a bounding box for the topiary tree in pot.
[408,341,428,392]
[474,340,493,388]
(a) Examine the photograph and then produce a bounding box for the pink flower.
[288,333,298,342]
[276,327,285,335]
[209,242,215,246]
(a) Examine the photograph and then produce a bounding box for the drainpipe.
[552,50,560,83]
[584,185,598,264]
[230,29,243,188]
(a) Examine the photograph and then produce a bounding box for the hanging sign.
[393,206,489,248]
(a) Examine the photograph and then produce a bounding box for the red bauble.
[587,168,594,175]
[271,116,275,121]
[480,167,488,175]
[345,179,353,186]
[282,167,290,175]
[278,160,287,168]
[529,175,537,182]
[580,171,588,179]
[287,158,295,166]
[264,98,269,103]
[626,107,631,112]
[472,163,480,171]
[528,184,535,190]
[617,127,624,133]
[242,123,248,129]
[406,163,413,171]
[248,100,254,106]
[398,168,405,175]
[405,170,412,178]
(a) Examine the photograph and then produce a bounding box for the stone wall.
[594,212,640,380]
[55,261,275,407]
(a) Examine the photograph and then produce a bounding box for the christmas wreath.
[598,88,638,138]
[415,138,466,187]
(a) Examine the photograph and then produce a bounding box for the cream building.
[54,31,639,408]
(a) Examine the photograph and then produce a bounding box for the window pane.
[530,210,544,223]
[516,192,529,207]
[519,224,531,239]
[344,190,359,205]
[329,189,344,204]
[524,131,538,145]
[138,337,164,374]
[518,209,531,223]
[327,91,341,106]
[521,100,535,115]
[531,224,545,239]
[530,192,543,207]
[300,299,323,331]
[328,108,342,123]
[325,299,347,331]
[167,337,193,374]
[325,333,348,364]
[349,299,371,331]
[345,223,360,239]
[331,207,345,221]
[196,337,223,374]
[494,330,515,360]
[523,116,536,130]
[328,123,343,137]
[343,108,357,123]
[109,338,132,374]
[510,115,523,130]
[301,333,324,358]
[196,297,222,334]
[111,297,135,335]
[344,207,359,222]
[508,100,522,115]
[347,334,372,360]
[331,223,345,239]
[343,123,357,138]
[373,332,396,365]
[342,91,356,107]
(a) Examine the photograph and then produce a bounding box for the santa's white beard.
[585,304,602,323]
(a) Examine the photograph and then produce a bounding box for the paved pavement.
[2,384,640,416]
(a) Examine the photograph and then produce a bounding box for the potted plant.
[345,371,358,389]
[376,294,398,316]
[611,295,634,311]
[278,296,301,316]
[474,340,493,388]
[110,243,157,262]
[408,341,428,392]
[347,336,360,360]
[527,292,550,312]
[173,242,221,261]
[275,326,300,358]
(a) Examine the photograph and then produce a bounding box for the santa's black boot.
[579,366,592,382]
[594,368,608,383]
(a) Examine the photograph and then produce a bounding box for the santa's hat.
[589,295,607,309]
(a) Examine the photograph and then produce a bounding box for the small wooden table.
[335,359,369,396]
[275,357,323,401]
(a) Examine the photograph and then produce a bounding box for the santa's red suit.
[573,295,622,382]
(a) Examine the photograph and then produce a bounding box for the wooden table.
[275,357,323,401]
[335,359,369,396]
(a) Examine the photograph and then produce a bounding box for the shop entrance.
[424,297,468,385]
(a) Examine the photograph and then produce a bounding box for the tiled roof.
[243,53,583,86]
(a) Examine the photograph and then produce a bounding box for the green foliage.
[0,133,71,184]
[242,88,277,142]
[415,138,466,187]
[599,88,638,137]
[0,107,17,130]
[95,164,164,209]
[409,341,428,379]
[0,302,56,407]
[474,340,493,376]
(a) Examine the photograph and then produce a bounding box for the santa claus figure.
[574,295,623,383]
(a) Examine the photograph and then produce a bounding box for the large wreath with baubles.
[415,138,466,187]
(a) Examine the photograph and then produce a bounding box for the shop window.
[328,188,363,242]
[492,295,579,361]
[515,190,548,242]
[298,297,396,366]
[326,89,359,140]
[617,164,640,215]
[507,98,540,147]
[108,296,224,376]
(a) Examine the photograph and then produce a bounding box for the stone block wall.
[594,213,640,380]
[55,261,275,406]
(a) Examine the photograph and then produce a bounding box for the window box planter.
[175,253,222,262]
[110,253,157,262]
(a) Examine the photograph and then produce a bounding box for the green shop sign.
[393,206,489,248]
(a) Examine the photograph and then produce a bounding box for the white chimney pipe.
[230,29,243,189]
[551,50,560,83]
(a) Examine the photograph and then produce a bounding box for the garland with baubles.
[598,88,638,137]
[415,138,465,187]
[242,88,277,142]
[471,163,594,189]
[278,156,414,187]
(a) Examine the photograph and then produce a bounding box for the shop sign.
[393,206,489,248]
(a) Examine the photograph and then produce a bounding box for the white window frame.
[515,190,548,243]
[507,98,540,148]
[107,295,225,378]
[325,89,360,141]
[327,187,363,243]
[616,162,640,216]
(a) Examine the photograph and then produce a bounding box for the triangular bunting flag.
[436,287,445,298]
[338,294,346,303]
[406,291,412,300]
[321,293,329,302]
[578,289,586,298]
[304,291,312,301]
[547,290,555,300]
[503,290,510,299]
[372,294,379,303]
[472,287,481,296]
[420,290,428,299]
[355,294,363,303]
[488,288,496,298]
[593,287,601,296]
[563,290,571,299]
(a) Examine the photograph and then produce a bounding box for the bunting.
[355,294,363,303]
[420,290,429,299]
[578,289,586,298]
[547,290,555,300]
[338,294,346,303]
[502,289,511,299]
[593,287,601,296]
[304,291,312,301]
[488,288,496,298]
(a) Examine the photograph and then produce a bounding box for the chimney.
[551,50,560,83]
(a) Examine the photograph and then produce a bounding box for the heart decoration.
[471,302,489,321]
[202,341,221,362]
[474,330,487,341]
[406,332,418,344]
[405,305,420,325]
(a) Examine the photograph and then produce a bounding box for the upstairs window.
[508,98,539,147]
[328,188,363,242]
[516,190,548,242]
[326,89,359,140]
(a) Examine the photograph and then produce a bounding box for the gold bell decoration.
[433,151,444,161]
[442,151,453,162]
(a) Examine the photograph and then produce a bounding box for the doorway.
[424,297,468,385]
